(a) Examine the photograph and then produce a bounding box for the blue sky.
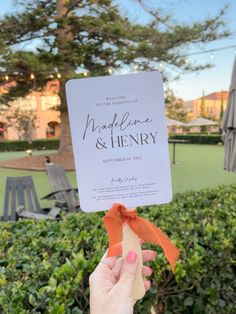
[1,0,236,100]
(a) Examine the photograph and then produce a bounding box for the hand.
[89,249,157,314]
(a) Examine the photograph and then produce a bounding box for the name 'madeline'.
[82,111,158,149]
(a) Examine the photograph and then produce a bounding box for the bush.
[0,185,235,313]
[169,134,223,145]
[0,139,59,152]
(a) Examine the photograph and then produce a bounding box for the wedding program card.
[66,71,172,212]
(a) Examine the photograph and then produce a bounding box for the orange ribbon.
[103,203,180,272]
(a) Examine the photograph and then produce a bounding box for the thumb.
[116,251,138,295]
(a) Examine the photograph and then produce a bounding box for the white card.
[66,71,172,212]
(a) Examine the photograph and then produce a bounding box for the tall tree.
[0,0,230,155]
[220,90,225,119]
[201,89,206,117]
[165,89,189,122]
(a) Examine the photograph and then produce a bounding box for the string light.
[1,43,236,81]
[187,44,236,56]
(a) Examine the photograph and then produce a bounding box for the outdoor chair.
[1,176,62,221]
[43,164,80,212]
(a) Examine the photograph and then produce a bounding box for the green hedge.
[0,185,235,313]
[169,134,223,145]
[0,135,223,151]
[0,139,59,152]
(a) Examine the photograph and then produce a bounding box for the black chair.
[1,176,62,221]
[43,164,80,212]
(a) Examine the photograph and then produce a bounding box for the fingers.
[142,265,152,277]
[142,265,152,292]
[144,280,151,292]
[142,250,157,263]
[99,248,156,276]
[113,260,153,282]
[101,248,156,273]
[112,257,123,280]
[116,251,138,294]
[100,250,118,269]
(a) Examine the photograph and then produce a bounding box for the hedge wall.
[0,134,223,152]
[0,139,59,152]
[0,185,235,313]
[169,134,223,145]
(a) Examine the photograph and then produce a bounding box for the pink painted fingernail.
[147,266,153,275]
[127,251,137,264]
[151,252,157,260]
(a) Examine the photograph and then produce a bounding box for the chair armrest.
[47,207,61,219]
[16,207,55,220]
[42,188,78,200]
[16,205,61,220]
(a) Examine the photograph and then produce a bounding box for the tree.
[220,90,225,120]
[201,89,206,117]
[165,89,189,122]
[0,98,38,142]
[0,0,230,156]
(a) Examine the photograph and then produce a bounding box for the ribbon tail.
[130,218,180,272]
[103,215,122,257]
[153,226,179,273]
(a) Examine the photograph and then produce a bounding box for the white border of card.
[66,71,172,212]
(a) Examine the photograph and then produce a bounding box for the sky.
[1,0,236,101]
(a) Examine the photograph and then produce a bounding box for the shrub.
[0,139,59,152]
[169,134,223,145]
[0,185,235,313]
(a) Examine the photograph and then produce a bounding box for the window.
[46,121,60,138]
[0,122,5,139]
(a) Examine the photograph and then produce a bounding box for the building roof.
[204,91,228,101]
[166,118,187,126]
[187,117,218,126]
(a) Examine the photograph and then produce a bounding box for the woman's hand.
[89,249,156,314]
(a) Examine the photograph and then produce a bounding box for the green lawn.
[0,150,57,161]
[169,144,235,193]
[0,145,235,214]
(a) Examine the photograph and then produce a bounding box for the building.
[0,80,61,140]
[183,91,228,119]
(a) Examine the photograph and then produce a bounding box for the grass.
[0,150,57,161]
[0,144,235,214]
[169,144,235,192]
